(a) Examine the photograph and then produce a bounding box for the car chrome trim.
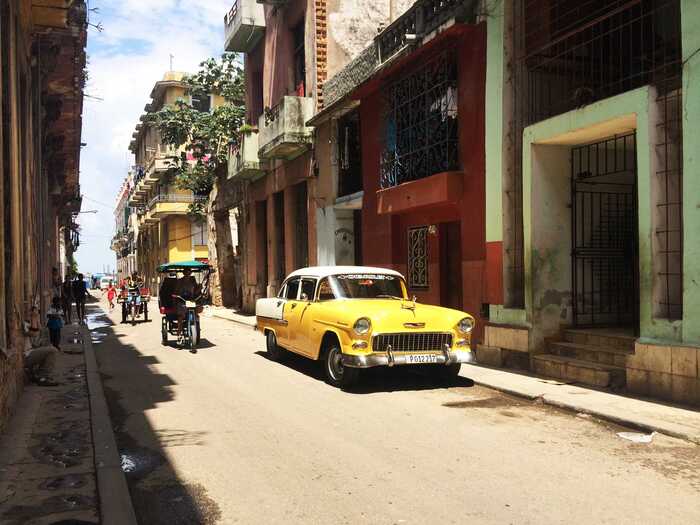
[403,322,426,329]
[342,349,474,368]
[257,316,288,325]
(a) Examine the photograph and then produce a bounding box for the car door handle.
[291,303,297,309]
[276,301,283,307]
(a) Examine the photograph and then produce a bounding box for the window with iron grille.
[408,227,429,289]
[507,0,683,318]
[380,50,458,189]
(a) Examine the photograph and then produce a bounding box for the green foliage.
[146,53,245,218]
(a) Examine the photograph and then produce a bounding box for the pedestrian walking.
[73,273,88,325]
[106,281,116,310]
[47,297,64,350]
[62,275,74,324]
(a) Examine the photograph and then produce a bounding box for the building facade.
[0,0,87,429]
[223,0,403,312]
[311,0,488,339]
[480,0,700,406]
[111,174,137,281]
[124,72,219,291]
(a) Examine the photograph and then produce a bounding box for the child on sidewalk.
[47,297,64,349]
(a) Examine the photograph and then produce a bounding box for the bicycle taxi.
[157,261,212,350]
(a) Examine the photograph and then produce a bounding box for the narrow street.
[89,300,700,525]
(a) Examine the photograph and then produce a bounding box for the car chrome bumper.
[342,348,474,368]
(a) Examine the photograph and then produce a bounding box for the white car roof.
[286,266,404,280]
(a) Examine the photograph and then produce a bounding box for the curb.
[211,310,256,329]
[82,323,138,525]
[464,365,700,445]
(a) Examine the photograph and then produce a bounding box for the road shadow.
[254,350,475,394]
[86,303,222,525]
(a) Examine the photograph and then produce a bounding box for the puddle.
[443,396,521,409]
[119,447,166,480]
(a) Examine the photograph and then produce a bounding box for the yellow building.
[126,71,223,291]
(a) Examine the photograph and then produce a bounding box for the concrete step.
[532,354,626,389]
[548,341,632,367]
[563,329,636,352]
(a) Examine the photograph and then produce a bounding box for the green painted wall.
[521,87,682,345]
[485,1,504,244]
[681,0,700,344]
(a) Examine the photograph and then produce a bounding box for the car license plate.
[406,354,438,364]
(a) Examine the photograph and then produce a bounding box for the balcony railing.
[377,0,474,62]
[258,96,314,160]
[148,193,207,209]
[228,132,268,180]
[224,0,265,53]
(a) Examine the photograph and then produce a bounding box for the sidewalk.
[0,321,136,524]
[462,364,700,445]
[207,306,256,328]
[211,311,700,445]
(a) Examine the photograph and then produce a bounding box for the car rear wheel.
[324,345,359,389]
[266,331,283,361]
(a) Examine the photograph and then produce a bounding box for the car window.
[317,278,336,301]
[299,278,316,301]
[277,284,287,299]
[285,278,300,300]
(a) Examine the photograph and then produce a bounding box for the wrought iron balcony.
[258,96,314,160]
[377,0,476,62]
[224,0,265,53]
[228,132,268,180]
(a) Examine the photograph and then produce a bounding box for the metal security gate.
[571,133,638,329]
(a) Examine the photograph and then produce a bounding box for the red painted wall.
[359,24,488,341]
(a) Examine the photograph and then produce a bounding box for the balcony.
[228,132,268,180]
[224,0,265,53]
[144,154,176,185]
[258,96,314,160]
[147,193,208,220]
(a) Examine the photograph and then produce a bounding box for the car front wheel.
[324,345,359,389]
[431,363,462,384]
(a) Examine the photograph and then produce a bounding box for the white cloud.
[76,0,231,273]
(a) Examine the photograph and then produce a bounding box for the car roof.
[285,266,404,280]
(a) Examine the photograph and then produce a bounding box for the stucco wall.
[681,0,700,344]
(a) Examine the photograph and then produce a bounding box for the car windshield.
[326,273,406,299]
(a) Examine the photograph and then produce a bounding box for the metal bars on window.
[408,226,429,289]
[509,0,683,317]
[380,50,458,189]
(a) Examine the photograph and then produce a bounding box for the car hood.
[318,299,470,332]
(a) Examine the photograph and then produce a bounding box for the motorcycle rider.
[175,268,200,340]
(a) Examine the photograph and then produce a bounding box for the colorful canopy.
[156,260,212,273]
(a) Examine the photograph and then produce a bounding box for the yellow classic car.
[255,266,475,388]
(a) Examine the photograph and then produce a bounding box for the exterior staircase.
[532,329,635,389]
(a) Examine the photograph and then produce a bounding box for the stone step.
[548,341,632,367]
[563,330,636,352]
[532,354,626,389]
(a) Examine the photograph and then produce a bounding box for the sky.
[75,0,231,274]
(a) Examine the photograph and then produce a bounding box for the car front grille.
[372,332,453,353]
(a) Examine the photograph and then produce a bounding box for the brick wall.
[315,0,328,108]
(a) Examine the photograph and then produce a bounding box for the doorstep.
[461,363,700,445]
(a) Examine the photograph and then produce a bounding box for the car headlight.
[457,317,474,334]
[353,317,371,335]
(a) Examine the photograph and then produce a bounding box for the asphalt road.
[89,300,700,525]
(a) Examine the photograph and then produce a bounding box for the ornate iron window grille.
[380,50,459,189]
[507,0,683,317]
[408,226,429,289]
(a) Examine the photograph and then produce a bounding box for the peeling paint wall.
[326,0,413,77]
